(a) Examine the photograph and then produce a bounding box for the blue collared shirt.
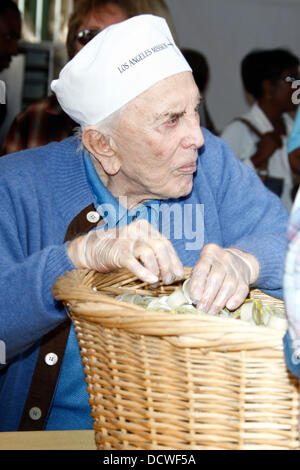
[84,153,160,230]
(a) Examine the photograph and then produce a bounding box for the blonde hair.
[126,0,177,40]
[67,0,177,59]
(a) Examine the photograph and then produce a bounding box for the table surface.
[0,430,97,450]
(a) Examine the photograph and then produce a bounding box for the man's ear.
[82,128,120,175]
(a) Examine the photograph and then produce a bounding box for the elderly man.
[0,15,288,432]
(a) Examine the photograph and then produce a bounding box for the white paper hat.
[51,14,191,128]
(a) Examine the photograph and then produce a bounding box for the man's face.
[75,3,128,54]
[0,8,21,72]
[110,71,204,204]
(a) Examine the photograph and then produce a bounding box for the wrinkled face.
[272,65,299,113]
[75,3,128,54]
[0,8,21,72]
[110,71,204,203]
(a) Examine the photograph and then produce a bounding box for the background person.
[1,0,175,155]
[0,0,21,73]
[1,0,128,154]
[221,48,299,212]
[0,0,21,131]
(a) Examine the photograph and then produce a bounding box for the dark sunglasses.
[76,29,101,46]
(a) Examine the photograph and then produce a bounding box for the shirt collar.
[83,153,160,229]
[250,103,294,135]
[250,103,274,133]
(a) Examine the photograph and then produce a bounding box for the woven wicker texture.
[53,268,300,450]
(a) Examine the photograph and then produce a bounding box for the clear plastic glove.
[67,219,185,285]
[188,244,259,315]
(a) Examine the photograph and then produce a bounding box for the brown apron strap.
[18,203,102,431]
[18,320,72,431]
[234,118,264,139]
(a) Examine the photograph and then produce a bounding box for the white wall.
[165,0,300,131]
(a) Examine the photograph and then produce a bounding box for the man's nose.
[182,118,204,149]
[195,125,204,149]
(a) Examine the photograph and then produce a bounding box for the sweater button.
[45,352,58,366]
[292,348,300,365]
[86,211,100,223]
[29,407,42,421]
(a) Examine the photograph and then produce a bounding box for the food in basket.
[116,278,287,331]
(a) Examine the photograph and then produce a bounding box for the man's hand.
[67,219,185,285]
[188,244,259,314]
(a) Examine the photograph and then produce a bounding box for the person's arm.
[0,182,75,363]
[0,184,185,363]
[221,121,282,174]
[189,243,259,314]
[221,136,288,289]
[249,130,282,170]
[67,219,184,285]
[219,137,288,292]
[189,131,289,313]
[221,121,257,170]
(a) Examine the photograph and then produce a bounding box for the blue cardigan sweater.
[0,129,289,430]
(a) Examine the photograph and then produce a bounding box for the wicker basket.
[52,268,300,450]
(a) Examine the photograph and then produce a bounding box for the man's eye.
[165,113,184,127]
[168,116,179,126]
